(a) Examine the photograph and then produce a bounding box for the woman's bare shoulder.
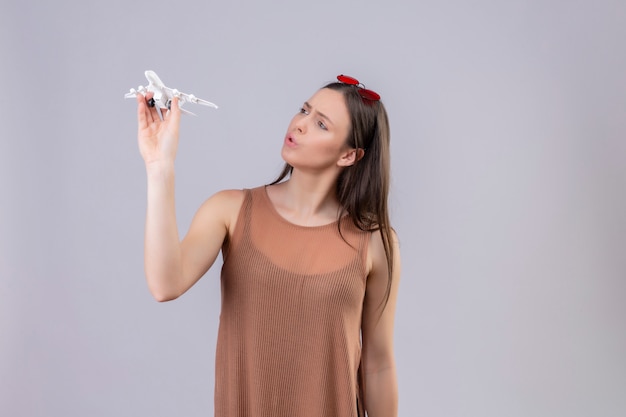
[200,189,247,216]
[210,188,247,203]
[366,227,400,276]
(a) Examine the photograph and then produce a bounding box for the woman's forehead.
[306,88,350,125]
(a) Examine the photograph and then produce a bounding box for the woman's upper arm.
[179,189,245,290]
[361,229,401,371]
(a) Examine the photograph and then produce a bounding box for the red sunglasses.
[337,74,381,101]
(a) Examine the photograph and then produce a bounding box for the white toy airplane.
[125,70,218,116]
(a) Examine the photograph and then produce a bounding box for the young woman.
[136,74,401,417]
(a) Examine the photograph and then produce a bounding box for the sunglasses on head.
[337,74,381,101]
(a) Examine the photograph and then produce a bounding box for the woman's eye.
[299,107,309,115]
[318,121,327,130]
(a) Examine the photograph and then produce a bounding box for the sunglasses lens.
[337,74,359,85]
[359,89,381,101]
[337,74,381,101]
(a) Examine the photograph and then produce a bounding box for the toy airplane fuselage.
[125,70,217,115]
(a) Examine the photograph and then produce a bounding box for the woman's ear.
[337,148,365,167]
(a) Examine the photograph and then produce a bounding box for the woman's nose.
[295,118,306,133]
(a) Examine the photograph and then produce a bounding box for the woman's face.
[282,88,354,172]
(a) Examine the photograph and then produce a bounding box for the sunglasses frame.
[337,74,381,101]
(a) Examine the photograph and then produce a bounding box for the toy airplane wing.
[124,86,147,99]
[162,86,218,109]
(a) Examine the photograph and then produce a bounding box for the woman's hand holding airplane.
[136,92,181,168]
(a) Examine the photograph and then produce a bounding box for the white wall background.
[1,0,625,416]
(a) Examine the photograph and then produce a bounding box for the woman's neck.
[268,169,342,226]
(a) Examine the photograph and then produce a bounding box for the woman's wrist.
[146,160,174,175]
[145,160,175,181]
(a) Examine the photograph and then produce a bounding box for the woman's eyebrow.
[304,101,334,126]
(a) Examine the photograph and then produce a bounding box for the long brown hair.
[271,80,394,311]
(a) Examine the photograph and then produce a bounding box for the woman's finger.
[137,94,149,128]
[165,97,181,124]
[144,93,161,123]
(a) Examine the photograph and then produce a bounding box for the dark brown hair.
[272,80,395,312]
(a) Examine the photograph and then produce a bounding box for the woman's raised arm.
[137,94,241,301]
